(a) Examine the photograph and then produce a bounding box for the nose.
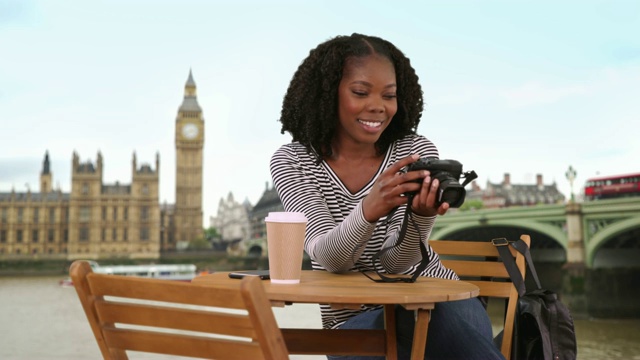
[367,96,385,113]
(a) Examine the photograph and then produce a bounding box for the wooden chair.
[429,234,529,360]
[70,260,289,360]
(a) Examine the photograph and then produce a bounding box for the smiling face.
[335,54,398,150]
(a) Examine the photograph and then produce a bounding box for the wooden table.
[193,270,479,360]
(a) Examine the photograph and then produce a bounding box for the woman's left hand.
[410,175,450,216]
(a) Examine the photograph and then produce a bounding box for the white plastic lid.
[265,212,307,223]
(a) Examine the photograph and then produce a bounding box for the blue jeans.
[327,298,505,360]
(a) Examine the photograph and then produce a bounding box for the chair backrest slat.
[94,300,256,338]
[431,240,519,257]
[70,260,289,360]
[440,260,510,278]
[88,273,246,308]
[102,327,266,360]
[430,234,530,360]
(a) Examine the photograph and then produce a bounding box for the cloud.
[0,1,29,25]
[428,84,496,106]
[0,157,41,191]
[502,81,590,108]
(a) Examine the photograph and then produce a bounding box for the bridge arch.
[586,215,640,267]
[431,219,567,249]
[247,244,264,257]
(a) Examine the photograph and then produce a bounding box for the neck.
[329,138,379,161]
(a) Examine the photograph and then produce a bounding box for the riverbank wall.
[1,254,637,318]
[0,250,311,276]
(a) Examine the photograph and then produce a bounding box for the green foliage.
[459,199,484,211]
[203,226,228,251]
[204,226,219,240]
[188,237,212,250]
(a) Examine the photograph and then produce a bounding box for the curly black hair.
[279,33,424,161]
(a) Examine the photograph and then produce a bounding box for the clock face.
[182,123,199,139]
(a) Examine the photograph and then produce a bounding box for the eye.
[352,90,368,96]
[383,93,397,100]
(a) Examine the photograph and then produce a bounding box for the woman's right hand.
[361,154,428,222]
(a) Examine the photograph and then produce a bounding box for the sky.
[1,0,639,225]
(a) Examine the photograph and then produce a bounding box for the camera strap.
[461,170,478,187]
[359,167,476,283]
[363,193,430,283]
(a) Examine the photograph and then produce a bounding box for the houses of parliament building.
[0,71,204,260]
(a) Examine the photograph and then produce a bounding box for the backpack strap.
[509,238,542,290]
[492,238,526,296]
[492,237,543,295]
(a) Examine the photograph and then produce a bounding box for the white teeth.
[358,119,382,127]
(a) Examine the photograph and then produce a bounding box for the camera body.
[406,157,475,208]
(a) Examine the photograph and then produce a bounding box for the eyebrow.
[350,80,397,89]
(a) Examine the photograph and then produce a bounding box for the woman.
[270,33,503,360]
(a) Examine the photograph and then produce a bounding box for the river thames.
[0,276,638,359]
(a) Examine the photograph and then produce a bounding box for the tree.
[204,226,226,251]
[459,199,484,211]
[204,227,220,241]
[188,236,211,250]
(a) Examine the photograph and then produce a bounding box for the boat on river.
[59,261,198,286]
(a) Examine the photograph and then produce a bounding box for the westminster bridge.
[431,197,640,317]
[431,197,640,269]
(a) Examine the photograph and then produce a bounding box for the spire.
[40,150,53,193]
[179,69,201,112]
[132,151,137,174]
[186,68,196,87]
[97,150,103,173]
[42,151,51,174]
[184,68,197,97]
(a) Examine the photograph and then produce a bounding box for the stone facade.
[0,70,204,260]
[249,182,284,240]
[468,173,566,208]
[209,192,252,249]
[207,182,284,257]
[0,151,160,259]
[170,70,205,248]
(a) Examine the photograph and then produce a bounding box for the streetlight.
[565,165,577,202]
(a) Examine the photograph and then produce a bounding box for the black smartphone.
[228,270,270,280]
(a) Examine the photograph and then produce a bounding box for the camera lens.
[439,186,465,207]
[433,172,466,208]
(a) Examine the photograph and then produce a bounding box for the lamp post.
[565,165,577,202]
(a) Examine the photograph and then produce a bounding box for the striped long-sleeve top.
[270,134,458,329]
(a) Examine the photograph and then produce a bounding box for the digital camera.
[406,157,477,208]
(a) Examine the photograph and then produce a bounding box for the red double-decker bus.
[584,172,640,200]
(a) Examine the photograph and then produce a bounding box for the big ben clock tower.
[174,69,204,244]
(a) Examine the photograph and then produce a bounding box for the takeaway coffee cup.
[265,212,307,284]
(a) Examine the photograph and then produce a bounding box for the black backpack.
[493,238,578,360]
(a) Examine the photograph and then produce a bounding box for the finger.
[418,175,431,207]
[426,178,440,207]
[387,181,422,199]
[409,176,438,217]
[385,154,420,175]
[437,202,450,215]
[395,169,429,187]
